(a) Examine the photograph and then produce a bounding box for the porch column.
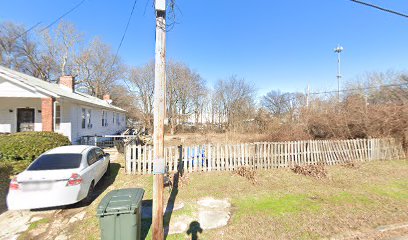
[41,97,54,132]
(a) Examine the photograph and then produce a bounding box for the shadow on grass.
[164,145,183,239]
[141,200,152,240]
[141,169,182,239]
[32,162,121,212]
[141,146,184,239]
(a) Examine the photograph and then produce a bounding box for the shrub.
[0,160,31,178]
[0,132,71,161]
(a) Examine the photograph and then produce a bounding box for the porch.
[0,97,57,133]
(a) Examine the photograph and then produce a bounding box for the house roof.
[0,65,126,113]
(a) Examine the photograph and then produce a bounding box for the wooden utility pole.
[153,0,166,239]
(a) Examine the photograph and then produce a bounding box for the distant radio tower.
[334,45,343,102]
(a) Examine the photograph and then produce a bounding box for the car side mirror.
[104,153,110,157]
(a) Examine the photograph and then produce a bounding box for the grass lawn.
[65,158,408,239]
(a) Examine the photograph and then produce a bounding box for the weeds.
[291,164,327,179]
[233,167,257,185]
[341,161,359,169]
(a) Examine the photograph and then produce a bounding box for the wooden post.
[137,145,141,174]
[183,146,189,172]
[199,146,203,171]
[153,0,166,238]
[225,144,229,171]
[208,145,212,172]
[131,145,136,174]
[233,145,236,171]
[217,144,220,171]
[263,143,267,169]
[125,144,130,174]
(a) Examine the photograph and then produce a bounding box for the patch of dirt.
[291,164,327,179]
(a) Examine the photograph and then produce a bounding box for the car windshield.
[28,154,82,171]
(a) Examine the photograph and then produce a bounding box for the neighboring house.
[0,65,127,143]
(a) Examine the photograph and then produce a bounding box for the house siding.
[69,104,126,144]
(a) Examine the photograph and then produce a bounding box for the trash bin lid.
[97,188,145,216]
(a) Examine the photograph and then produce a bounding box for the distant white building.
[0,65,127,143]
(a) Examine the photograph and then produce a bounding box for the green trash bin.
[97,188,145,240]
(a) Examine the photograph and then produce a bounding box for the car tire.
[83,181,94,204]
[104,163,111,177]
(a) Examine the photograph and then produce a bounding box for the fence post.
[208,145,212,172]
[137,145,141,174]
[183,146,187,173]
[134,145,137,174]
[125,144,131,174]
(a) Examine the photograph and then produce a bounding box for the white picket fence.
[124,138,406,175]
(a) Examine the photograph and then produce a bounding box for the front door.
[17,108,35,132]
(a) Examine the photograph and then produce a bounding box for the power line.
[39,0,87,32]
[143,0,152,15]
[106,0,139,91]
[350,0,408,19]
[8,0,86,41]
[10,22,42,42]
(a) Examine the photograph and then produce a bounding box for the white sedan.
[7,145,110,210]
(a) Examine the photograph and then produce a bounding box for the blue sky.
[1,0,408,96]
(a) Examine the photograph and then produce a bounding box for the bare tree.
[213,75,256,130]
[166,60,206,134]
[75,38,124,98]
[110,85,139,120]
[127,61,155,129]
[0,22,45,77]
[41,21,83,78]
[0,22,25,68]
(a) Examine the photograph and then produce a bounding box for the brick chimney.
[103,94,110,101]
[103,94,112,104]
[59,76,75,92]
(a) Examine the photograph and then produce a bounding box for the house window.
[113,112,115,124]
[87,109,92,128]
[54,102,61,131]
[81,108,86,129]
[116,113,120,125]
[102,111,108,127]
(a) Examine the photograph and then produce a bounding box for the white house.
[0,65,127,143]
